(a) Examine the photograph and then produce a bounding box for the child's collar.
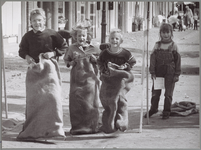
[33,27,46,33]
[161,39,173,44]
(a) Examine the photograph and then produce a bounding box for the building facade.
[1,1,199,44]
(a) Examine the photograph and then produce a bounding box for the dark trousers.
[194,20,198,30]
[150,74,175,113]
[178,23,183,31]
[172,23,176,30]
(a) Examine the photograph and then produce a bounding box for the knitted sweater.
[19,28,67,63]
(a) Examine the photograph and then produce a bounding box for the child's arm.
[97,52,106,73]
[53,32,68,57]
[127,55,136,69]
[19,34,36,64]
[89,46,101,64]
[19,34,29,60]
[63,47,76,68]
[172,44,181,81]
[55,39,68,56]
[149,44,157,77]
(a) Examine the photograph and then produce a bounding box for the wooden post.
[1,1,8,118]
[146,1,150,125]
[101,2,106,43]
[52,2,58,31]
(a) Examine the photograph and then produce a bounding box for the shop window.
[81,6,84,14]
[90,4,94,13]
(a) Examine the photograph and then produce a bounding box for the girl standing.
[144,23,181,119]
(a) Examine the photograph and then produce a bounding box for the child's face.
[160,31,172,41]
[76,30,88,46]
[30,14,45,31]
[109,32,123,48]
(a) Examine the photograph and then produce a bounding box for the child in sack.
[17,8,67,139]
[98,29,136,133]
[63,22,101,135]
[144,23,181,119]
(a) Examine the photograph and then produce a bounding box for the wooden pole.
[52,2,58,31]
[101,2,106,43]
[139,23,146,133]
[2,38,8,119]
[146,1,150,125]
[1,2,8,118]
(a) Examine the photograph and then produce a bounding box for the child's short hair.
[109,28,123,39]
[30,8,46,21]
[70,20,92,42]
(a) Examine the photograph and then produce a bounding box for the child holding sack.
[63,21,101,135]
[18,8,67,139]
[98,29,136,133]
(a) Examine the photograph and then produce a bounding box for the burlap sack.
[69,55,100,135]
[17,54,65,139]
[99,62,134,133]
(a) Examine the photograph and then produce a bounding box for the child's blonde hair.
[159,23,173,40]
[70,19,92,42]
[109,28,123,39]
[30,8,46,22]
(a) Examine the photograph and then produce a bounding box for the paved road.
[2,27,200,149]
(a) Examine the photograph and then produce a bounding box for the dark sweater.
[98,48,136,73]
[19,28,67,63]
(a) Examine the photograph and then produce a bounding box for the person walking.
[193,13,199,30]
[185,6,193,29]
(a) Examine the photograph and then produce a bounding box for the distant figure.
[193,13,198,30]
[178,15,186,31]
[185,6,193,29]
[144,23,181,119]
[167,11,172,20]
[168,13,178,31]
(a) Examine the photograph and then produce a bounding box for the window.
[81,6,84,14]
[90,4,94,13]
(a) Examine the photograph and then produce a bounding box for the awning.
[184,2,195,5]
[174,2,195,5]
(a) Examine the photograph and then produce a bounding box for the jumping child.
[98,29,136,133]
[63,22,101,135]
[144,23,181,119]
[18,8,67,139]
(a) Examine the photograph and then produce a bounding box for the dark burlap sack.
[99,62,134,133]
[17,54,65,139]
[69,55,100,135]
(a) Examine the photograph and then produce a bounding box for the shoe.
[162,112,170,119]
[144,110,158,118]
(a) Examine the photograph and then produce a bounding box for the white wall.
[2,1,21,36]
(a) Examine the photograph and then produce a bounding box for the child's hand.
[25,55,35,64]
[43,52,55,59]
[90,55,97,63]
[118,63,129,70]
[173,76,179,82]
[67,61,76,67]
[151,74,156,80]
